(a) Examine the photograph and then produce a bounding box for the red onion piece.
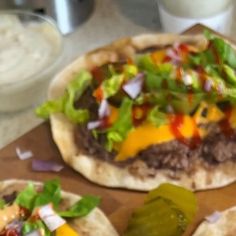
[98,99,110,118]
[166,48,181,62]
[204,79,213,92]
[205,211,222,223]
[16,147,33,160]
[32,160,64,172]
[38,204,65,232]
[6,220,23,234]
[123,73,144,99]
[87,120,102,130]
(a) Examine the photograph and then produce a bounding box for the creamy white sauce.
[0,16,58,84]
[0,14,62,112]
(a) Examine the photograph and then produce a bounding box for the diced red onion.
[87,120,102,130]
[25,230,41,236]
[204,79,213,92]
[6,220,23,233]
[166,48,181,62]
[32,160,64,172]
[205,211,222,224]
[98,99,110,118]
[16,147,33,160]
[38,204,65,232]
[123,73,144,99]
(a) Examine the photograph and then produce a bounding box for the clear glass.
[0,10,64,112]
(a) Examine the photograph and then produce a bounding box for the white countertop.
[0,0,235,149]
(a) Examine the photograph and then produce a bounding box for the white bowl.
[158,3,233,34]
[0,10,63,112]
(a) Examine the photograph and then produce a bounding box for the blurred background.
[0,0,235,148]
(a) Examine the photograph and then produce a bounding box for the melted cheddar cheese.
[116,115,199,161]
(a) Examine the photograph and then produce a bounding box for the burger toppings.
[124,183,197,236]
[37,32,236,169]
[0,180,100,236]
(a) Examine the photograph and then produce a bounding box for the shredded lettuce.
[106,98,133,151]
[0,198,5,209]
[36,70,92,123]
[59,195,100,218]
[15,179,61,211]
[34,179,61,209]
[102,74,123,98]
[22,220,51,236]
[147,106,167,127]
[15,182,37,210]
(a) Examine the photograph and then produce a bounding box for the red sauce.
[132,105,150,126]
[176,67,183,83]
[91,67,104,83]
[169,114,201,148]
[93,86,103,102]
[0,229,19,236]
[219,107,234,137]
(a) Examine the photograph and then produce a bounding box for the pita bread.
[193,206,236,236]
[0,179,118,236]
[48,33,236,191]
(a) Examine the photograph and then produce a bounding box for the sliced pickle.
[145,183,197,223]
[124,197,187,236]
[124,183,197,236]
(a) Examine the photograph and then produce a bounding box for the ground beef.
[74,89,236,173]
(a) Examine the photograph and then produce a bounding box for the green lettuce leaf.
[22,220,51,236]
[36,70,92,123]
[15,182,37,210]
[147,106,167,127]
[0,198,5,209]
[59,195,100,218]
[106,98,133,151]
[34,179,61,209]
[223,64,236,85]
[102,74,123,98]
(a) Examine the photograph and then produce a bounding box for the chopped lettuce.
[15,179,61,211]
[0,198,5,209]
[59,195,100,218]
[34,179,61,209]
[15,182,37,210]
[22,220,51,236]
[36,70,92,123]
[106,98,133,151]
[102,74,123,98]
[223,64,236,85]
[147,106,167,127]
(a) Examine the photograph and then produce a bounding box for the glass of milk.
[0,10,63,112]
[157,0,234,34]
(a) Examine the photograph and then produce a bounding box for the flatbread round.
[0,179,118,236]
[48,33,236,191]
[193,206,236,236]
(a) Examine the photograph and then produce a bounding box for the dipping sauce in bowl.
[0,11,63,112]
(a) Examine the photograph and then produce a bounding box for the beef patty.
[74,87,236,173]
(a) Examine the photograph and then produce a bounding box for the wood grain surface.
[1,24,236,235]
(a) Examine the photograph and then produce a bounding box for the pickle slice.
[124,197,187,236]
[145,183,197,223]
[124,183,197,236]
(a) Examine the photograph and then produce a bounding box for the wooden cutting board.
[1,24,236,235]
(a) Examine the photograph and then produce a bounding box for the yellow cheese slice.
[115,116,198,161]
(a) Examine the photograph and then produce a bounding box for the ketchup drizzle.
[169,114,201,148]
